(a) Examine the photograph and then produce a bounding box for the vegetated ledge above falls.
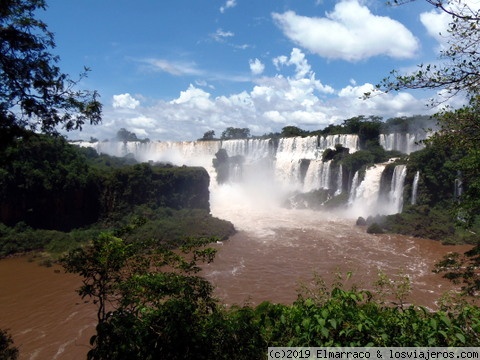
[0,134,228,232]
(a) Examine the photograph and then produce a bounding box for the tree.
[383,1,480,295]
[0,329,18,360]
[0,0,102,138]
[380,1,480,101]
[61,231,218,359]
[115,128,138,143]
[221,127,250,140]
[199,130,215,141]
[376,1,480,224]
[280,125,306,138]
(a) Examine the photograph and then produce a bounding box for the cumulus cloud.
[112,93,140,109]
[249,58,265,75]
[77,48,438,142]
[272,0,419,61]
[220,0,237,13]
[170,84,214,111]
[273,48,311,80]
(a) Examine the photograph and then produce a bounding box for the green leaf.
[456,333,466,344]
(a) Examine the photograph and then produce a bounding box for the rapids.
[205,184,471,307]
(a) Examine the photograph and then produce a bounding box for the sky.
[39,0,468,141]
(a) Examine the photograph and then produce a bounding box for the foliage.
[367,223,384,234]
[0,133,235,257]
[221,127,251,140]
[0,134,101,230]
[64,234,480,359]
[383,1,480,101]
[0,222,100,257]
[115,128,138,143]
[360,205,480,245]
[280,126,307,138]
[0,328,18,360]
[434,247,480,297]
[198,130,216,141]
[0,0,101,139]
[428,97,480,226]
[61,230,220,359]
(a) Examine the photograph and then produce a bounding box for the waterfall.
[303,160,331,192]
[318,134,359,152]
[411,171,420,205]
[379,133,427,154]
[348,164,387,215]
[387,165,407,214]
[348,171,360,205]
[75,135,417,217]
[335,164,343,196]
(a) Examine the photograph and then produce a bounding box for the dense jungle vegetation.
[0,134,235,258]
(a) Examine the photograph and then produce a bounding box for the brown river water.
[0,184,473,359]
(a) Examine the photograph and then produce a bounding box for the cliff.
[0,135,211,231]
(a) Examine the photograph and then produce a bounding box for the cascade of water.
[411,171,420,205]
[335,164,343,196]
[220,139,272,161]
[318,134,360,153]
[348,171,359,205]
[379,133,426,154]
[77,137,415,216]
[348,164,387,216]
[303,160,331,192]
[387,165,407,214]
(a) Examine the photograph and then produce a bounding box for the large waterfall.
[379,133,428,154]
[76,133,418,217]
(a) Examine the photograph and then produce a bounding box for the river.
[0,184,472,359]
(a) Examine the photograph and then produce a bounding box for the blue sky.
[40,0,466,141]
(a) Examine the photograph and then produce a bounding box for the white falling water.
[379,133,426,155]
[335,164,343,196]
[348,164,387,216]
[386,165,407,214]
[303,160,331,192]
[411,171,420,205]
[77,135,419,217]
[348,171,359,205]
[318,134,359,152]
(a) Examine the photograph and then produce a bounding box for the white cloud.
[272,0,419,61]
[249,58,265,75]
[170,84,214,111]
[211,28,235,42]
[128,115,156,128]
[142,58,203,76]
[112,93,140,109]
[273,48,311,79]
[420,10,450,47]
[73,48,439,142]
[220,0,237,13]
